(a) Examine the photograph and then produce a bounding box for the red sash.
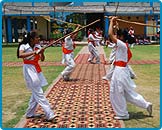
[88,34,96,47]
[88,39,96,47]
[114,42,132,67]
[23,48,42,73]
[62,42,74,54]
[114,61,127,67]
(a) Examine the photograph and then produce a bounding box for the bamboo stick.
[104,16,160,28]
[53,18,82,27]
[43,19,100,49]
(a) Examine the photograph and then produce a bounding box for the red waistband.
[88,40,95,47]
[114,61,127,67]
[23,60,42,73]
[62,46,73,54]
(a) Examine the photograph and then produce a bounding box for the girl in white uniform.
[17,31,55,121]
[87,29,102,64]
[102,41,136,81]
[108,17,152,120]
[94,27,103,46]
[61,25,80,81]
[102,42,116,80]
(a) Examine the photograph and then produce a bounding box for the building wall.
[37,17,49,39]
[2,14,159,43]
[117,16,145,36]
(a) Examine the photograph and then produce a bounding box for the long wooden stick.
[104,16,160,28]
[41,15,51,22]
[43,19,100,49]
[53,18,82,27]
[41,15,82,27]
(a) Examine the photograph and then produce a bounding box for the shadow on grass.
[129,112,153,119]
[125,112,156,127]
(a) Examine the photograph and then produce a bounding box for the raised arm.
[39,48,45,61]
[94,34,103,39]
[71,24,81,39]
[19,50,36,58]
[108,16,118,44]
[89,33,102,41]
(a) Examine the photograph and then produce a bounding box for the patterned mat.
[24,79,121,128]
[16,54,122,128]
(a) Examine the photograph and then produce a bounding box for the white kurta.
[20,44,48,89]
[105,43,116,80]
[19,43,54,120]
[87,34,100,63]
[104,42,136,80]
[95,31,102,46]
[61,36,76,77]
[110,39,150,117]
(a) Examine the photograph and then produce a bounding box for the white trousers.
[61,52,75,77]
[95,40,101,46]
[105,64,136,80]
[88,43,100,63]
[26,86,54,119]
[105,63,115,80]
[110,66,150,117]
[23,64,54,119]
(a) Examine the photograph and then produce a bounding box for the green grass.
[130,45,160,60]
[2,46,83,62]
[2,45,83,128]
[2,67,32,127]
[104,45,160,61]
[125,64,160,128]
[45,45,82,62]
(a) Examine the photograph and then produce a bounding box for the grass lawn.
[126,64,160,128]
[2,46,83,62]
[104,44,160,128]
[104,44,160,61]
[2,45,83,128]
[2,44,160,128]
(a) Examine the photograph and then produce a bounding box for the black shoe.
[26,114,42,119]
[63,75,70,81]
[147,103,152,116]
